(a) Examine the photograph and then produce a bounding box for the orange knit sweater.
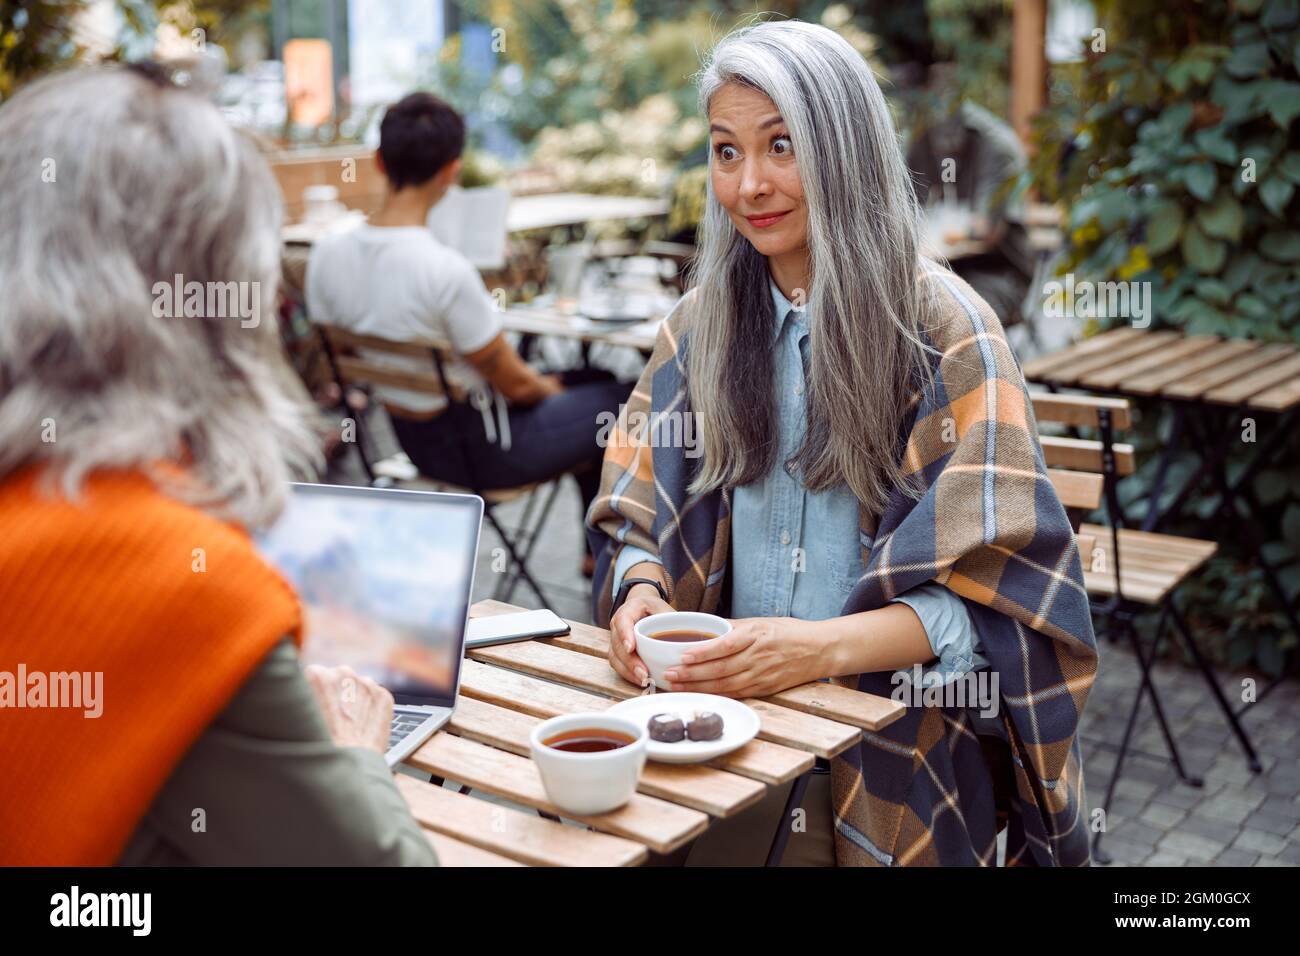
[0,468,301,865]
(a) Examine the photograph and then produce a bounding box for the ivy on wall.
[1032,0,1300,675]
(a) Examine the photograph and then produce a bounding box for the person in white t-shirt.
[307,93,630,576]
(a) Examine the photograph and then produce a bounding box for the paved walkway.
[1077,639,1299,866]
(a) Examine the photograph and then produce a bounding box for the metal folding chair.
[1033,393,1262,864]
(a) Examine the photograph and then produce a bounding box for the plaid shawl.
[586,267,1098,867]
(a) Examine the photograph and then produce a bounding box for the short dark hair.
[377,92,466,191]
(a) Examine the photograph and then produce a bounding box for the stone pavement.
[1076,638,1300,867]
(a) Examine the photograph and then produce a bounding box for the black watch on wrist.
[613,576,669,615]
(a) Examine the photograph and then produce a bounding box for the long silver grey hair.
[0,65,320,529]
[688,20,938,512]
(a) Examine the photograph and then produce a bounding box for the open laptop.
[257,482,483,766]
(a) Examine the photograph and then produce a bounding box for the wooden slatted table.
[394,599,906,866]
[1022,327,1300,414]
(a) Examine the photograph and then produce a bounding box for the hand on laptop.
[305,664,395,754]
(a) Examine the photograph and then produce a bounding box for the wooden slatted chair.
[1045,469,1104,595]
[1033,393,1231,622]
[1032,391,1262,863]
[315,323,568,608]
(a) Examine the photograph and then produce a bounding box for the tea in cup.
[633,611,731,690]
[529,713,647,815]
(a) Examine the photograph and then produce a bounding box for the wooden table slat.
[1203,349,1300,407]
[470,599,544,618]
[1245,373,1300,412]
[1121,339,1261,396]
[1160,344,1294,399]
[738,697,861,757]
[395,775,646,867]
[1035,330,1181,387]
[469,638,641,699]
[1020,326,1143,380]
[458,658,814,785]
[424,831,526,867]
[758,682,906,734]
[406,731,709,855]
[460,656,614,717]
[1078,335,1221,390]
[446,695,768,818]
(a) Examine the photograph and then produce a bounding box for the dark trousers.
[389,370,631,551]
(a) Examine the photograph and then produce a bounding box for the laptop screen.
[256,483,483,708]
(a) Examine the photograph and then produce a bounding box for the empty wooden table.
[1022,327,1300,526]
[394,599,906,866]
[1021,326,1300,413]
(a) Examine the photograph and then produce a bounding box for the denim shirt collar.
[769,277,809,342]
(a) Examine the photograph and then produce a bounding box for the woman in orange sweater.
[0,62,437,866]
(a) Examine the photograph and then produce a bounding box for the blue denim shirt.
[612,280,988,681]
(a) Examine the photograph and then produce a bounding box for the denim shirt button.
[793,382,804,396]
[780,529,791,546]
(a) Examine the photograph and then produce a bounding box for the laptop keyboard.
[388,712,430,751]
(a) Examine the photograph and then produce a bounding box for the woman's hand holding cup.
[609,581,672,688]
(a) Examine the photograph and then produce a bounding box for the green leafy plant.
[1033,0,1300,675]
[926,0,1012,117]
[1,1,93,99]
[2,1,270,101]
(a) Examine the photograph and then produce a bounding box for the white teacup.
[529,713,647,816]
[634,611,732,690]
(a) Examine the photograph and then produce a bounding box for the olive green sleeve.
[118,638,439,866]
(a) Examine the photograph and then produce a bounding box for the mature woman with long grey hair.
[0,63,436,865]
[588,20,1097,867]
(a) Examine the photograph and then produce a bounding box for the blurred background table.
[503,301,664,356]
[281,192,670,246]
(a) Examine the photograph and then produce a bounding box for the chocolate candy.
[686,711,724,741]
[647,713,686,742]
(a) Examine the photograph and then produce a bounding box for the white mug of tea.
[529,713,648,816]
[633,611,732,690]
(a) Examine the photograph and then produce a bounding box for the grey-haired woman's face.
[707,83,808,260]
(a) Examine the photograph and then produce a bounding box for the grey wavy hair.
[687,19,939,513]
[0,65,320,529]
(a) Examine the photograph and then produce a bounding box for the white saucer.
[604,693,760,764]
